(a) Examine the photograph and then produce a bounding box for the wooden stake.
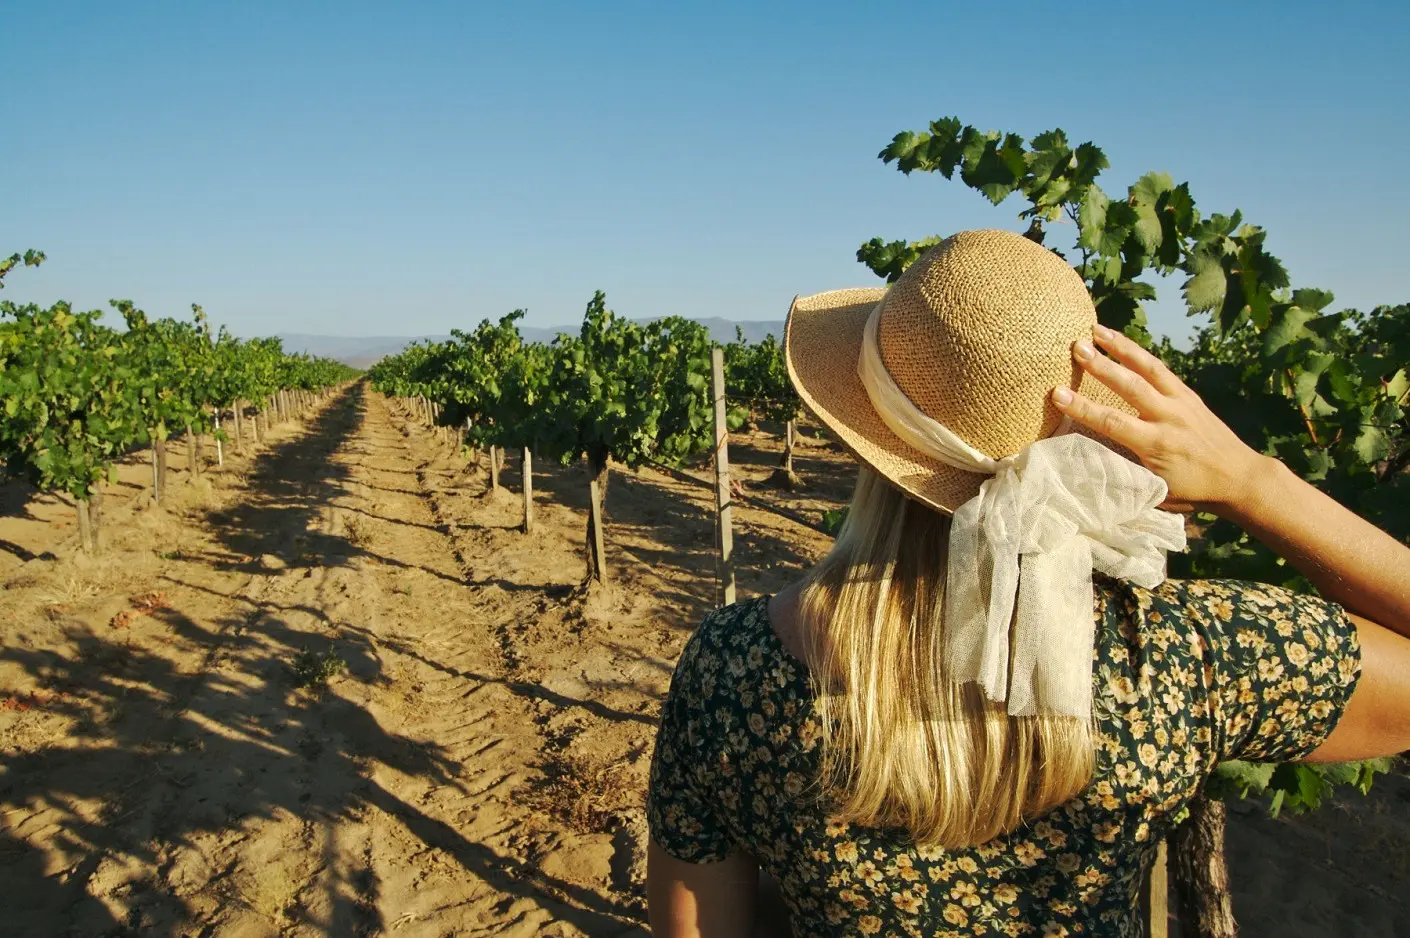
[711,347,736,606]
[522,447,534,534]
[155,435,168,499]
[233,400,243,452]
[490,445,500,491]
[214,414,224,466]
[1141,840,1169,938]
[90,485,103,551]
[76,499,93,552]
[588,465,608,583]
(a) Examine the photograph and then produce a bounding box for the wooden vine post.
[489,445,501,492]
[152,432,168,503]
[186,423,200,478]
[76,497,94,552]
[90,486,103,550]
[586,455,608,585]
[522,447,534,534]
[233,400,244,452]
[1141,840,1169,938]
[770,417,802,490]
[711,347,736,606]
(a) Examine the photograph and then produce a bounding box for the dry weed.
[234,858,301,922]
[342,513,372,548]
[528,751,640,834]
[36,562,108,608]
[167,476,217,513]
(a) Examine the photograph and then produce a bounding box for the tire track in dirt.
[293,388,644,937]
[139,384,648,937]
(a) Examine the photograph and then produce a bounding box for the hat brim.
[783,287,1138,516]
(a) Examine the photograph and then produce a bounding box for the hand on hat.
[1050,325,1266,515]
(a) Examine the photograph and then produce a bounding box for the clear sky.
[4,1,1408,345]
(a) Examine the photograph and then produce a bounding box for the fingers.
[1092,325,1187,397]
[1052,386,1157,454]
[1072,338,1168,418]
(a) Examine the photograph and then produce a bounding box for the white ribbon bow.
[858,303,1187,718]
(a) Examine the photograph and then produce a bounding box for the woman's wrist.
[1205,451,1287,523]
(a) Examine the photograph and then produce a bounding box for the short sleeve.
[1190,580,1362,763]
[647,631,732,863]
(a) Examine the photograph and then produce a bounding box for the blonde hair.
[799,468,1094,848]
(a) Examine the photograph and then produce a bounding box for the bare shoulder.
[766,582,809,664]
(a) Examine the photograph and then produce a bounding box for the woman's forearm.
[1220,454,1410,636]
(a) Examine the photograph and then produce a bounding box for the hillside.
[278,317,787,367]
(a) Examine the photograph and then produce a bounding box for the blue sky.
[4,1,1407,345]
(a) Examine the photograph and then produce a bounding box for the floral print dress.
[647,576,1361,937]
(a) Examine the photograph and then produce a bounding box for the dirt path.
[0,383,836,937]
[0,388,608,935]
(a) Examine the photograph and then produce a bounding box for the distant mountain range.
[277,316,787,368]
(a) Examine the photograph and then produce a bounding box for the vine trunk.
[1171,795,1237,938]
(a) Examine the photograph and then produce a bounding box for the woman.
[645,230,1410,937]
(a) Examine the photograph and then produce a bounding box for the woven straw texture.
[784,229,1133,515]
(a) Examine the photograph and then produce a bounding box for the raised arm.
[1053,324,1410,760]
[1052,324,1410,635]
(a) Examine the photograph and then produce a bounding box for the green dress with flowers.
[647,576,1360,937]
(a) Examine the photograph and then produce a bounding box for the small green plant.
[291,649,346,689]
[821,507,849,537]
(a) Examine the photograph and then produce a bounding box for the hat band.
[857,299,1069,474]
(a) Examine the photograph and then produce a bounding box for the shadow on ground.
[0,383,639,937]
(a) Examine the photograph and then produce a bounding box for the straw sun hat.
[784,228,1134,516]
